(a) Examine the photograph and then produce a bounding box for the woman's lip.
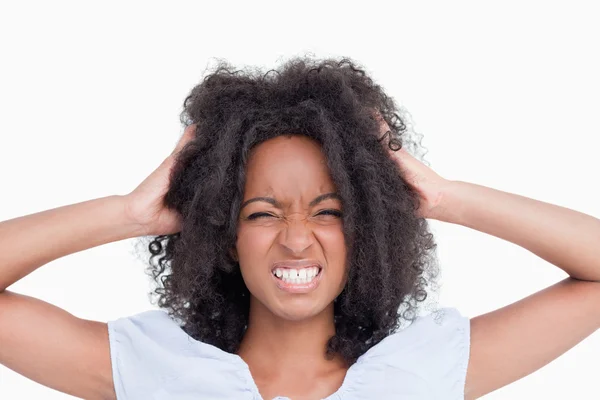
[270,269,323,293]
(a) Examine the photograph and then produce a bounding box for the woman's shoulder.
[345,306,471,399]
[107,309,254,399]
[361,306,470,361]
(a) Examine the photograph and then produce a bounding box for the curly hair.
[142,55,441,367]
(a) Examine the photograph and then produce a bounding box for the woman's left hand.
[376,114,451,220]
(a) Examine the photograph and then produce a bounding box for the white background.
[1,1,599,399]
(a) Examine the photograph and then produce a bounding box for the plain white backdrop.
[1,1,599,398]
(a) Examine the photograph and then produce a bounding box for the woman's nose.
[279,214,313,254]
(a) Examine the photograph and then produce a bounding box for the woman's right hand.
[123,124,196,236]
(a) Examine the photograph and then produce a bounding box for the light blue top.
[107,307,470,399]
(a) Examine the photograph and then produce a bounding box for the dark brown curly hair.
[140,55,441,367]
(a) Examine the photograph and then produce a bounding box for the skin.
[1,122,599,399]
[234,135,349,399]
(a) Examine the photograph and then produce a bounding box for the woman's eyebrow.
[240,192,341,210]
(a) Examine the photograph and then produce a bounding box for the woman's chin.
[270,300,331,322]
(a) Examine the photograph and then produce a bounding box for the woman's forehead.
[245,137,334,184]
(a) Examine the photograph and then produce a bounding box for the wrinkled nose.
[279,214,313,255]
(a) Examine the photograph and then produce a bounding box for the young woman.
[1,57,599,400]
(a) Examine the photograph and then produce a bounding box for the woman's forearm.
[437,180,600,282]
[0,195,145,292]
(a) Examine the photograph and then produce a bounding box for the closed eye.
[247,212,276,220]
[317,210,343,217]
[247,210,342,220]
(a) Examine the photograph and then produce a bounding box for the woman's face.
[235,134,347,321]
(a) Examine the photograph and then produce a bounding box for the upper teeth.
[273,266,320,283]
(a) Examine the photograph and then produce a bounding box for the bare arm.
[0,125,194,399]
[0,195,144,399]
[0,195,144,292]
[435,180,600,399]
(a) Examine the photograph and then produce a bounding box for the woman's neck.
[236,299,345,379]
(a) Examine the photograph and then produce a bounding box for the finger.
[372,111,391,136]
[172,124,197,155]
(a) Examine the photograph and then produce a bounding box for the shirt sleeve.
[354,307,471,399]
[422,307,471,398]
[107,310,184,399]
[106,310,255,400]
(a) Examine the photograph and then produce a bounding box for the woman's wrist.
[118,194,153,237]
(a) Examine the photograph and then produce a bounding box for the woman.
[1,56,599,400]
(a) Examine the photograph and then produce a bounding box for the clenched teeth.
[273,266,321,284]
